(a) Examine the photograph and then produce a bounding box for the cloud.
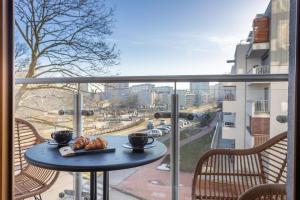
[124,32,212,54]
[207,35,243,52]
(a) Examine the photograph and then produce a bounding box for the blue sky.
[106,0,270,76]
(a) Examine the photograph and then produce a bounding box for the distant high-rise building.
[190,82,210,105]
[153,86,173,109]
[104,83,129,102]
[190,82,209,94]
[177,89,187,109]
[185,92,197,107]
[129,84,155,107]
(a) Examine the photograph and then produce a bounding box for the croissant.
[85,137,108,150]
[73,136,90,150]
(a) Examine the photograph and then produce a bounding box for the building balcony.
[246,42,270,58]
[223,93,236,101]
[247,100,270,117]
[246,126,270,147]
[249,65,271,75]
[254,100,270,114]
[246,65,271,86]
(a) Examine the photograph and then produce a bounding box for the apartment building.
[129,84,155,108]
[176,89,188,109]
[190,82,209,105]
[185,92,197,108]
[153,86,173,109]
[103,83,129,102]
[221,0,289,149]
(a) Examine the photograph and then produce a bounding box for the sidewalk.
[40,171,139,200]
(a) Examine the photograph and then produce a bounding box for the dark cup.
[128,133,154,151]
[51,130,73,146]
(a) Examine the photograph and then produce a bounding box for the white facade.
[129,84,155,108]
[153,86,173,109]
[104,83,129,102]
[221,0,289,149]
[177,89,187,109]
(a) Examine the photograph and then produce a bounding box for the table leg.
[90,172,97,200]
[103,171,109,200]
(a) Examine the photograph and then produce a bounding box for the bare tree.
[15,0,119,105]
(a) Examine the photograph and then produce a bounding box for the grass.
[160,130,214,173]
[180,131,214,172]
[162,122,202,146]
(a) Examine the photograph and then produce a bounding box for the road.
[179,112,220,147]
[106,103,216,136]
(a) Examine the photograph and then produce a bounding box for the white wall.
[269,82,288,137]
[222,82,246,149]
[268,0,289,137]
[270,0,290,72]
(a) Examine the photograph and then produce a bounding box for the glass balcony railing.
[255,66,271,74]
[254,100,270,113]
[248,65,271,75]
[14,74,288,200]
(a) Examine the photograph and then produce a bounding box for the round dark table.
[25,136,167,200]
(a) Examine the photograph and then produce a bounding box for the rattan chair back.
[14,118,59,200]
[192,131,287,200]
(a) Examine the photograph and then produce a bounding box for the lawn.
[160,130,214,173]
[180,131,214,172]
[162,122,202,147]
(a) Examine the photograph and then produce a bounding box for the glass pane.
[15,83,76,199]
[179,81,288,199]
[81,82,172,200]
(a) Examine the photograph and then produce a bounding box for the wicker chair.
[192,131,287,200]
[14,118,59,200]
[238,184,286,200]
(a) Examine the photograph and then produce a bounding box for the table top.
[24,136,167,172]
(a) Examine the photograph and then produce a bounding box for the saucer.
[122,143,156,150]
[47,139,74,146]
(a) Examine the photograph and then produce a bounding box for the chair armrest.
[238,184,286,200]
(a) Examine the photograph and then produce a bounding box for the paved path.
[40,172,139,200]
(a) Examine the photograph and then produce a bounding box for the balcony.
[249,65,271,75]
[222,86,236,101]
[13,75,289,200]
[246,42,270,58]
[247,100,270,117]
[254,100,270,114]
[246,126,270,147]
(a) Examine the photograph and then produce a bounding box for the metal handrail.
[254,100,270,113]
[15,74,288,84]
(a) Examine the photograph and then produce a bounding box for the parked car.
[159,119,166,125]
[156,125,171,135]
[147,120,154,130]
[146,129,163,137]
[162,125,172,131]
[164,124,172,129]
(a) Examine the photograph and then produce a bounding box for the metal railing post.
[73,89,83,200]
[171,90,179,200]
